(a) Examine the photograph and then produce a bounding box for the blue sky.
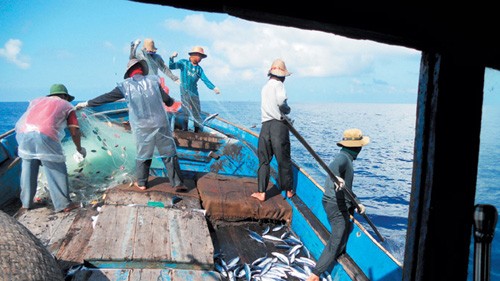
[1,0,498,104]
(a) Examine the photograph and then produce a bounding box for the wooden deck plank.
[132,206,156,260]
[185,210,214,266]
[15,207,77,250]
[56,209,98,265]
[85,205,134,260]
[105,205,135,260]
[132,206,172,260]
[168,209,188,263]
[84,206,111,260]
[85,205,213,269]
[150,207,171,259]
[167,209,214,268]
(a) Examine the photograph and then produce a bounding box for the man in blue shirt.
[169,46,220,132]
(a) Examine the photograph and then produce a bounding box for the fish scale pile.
[214,225,335,281]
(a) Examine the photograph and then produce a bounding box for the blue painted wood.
[0,131,20,208]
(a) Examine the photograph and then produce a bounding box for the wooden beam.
[404,50,484,280]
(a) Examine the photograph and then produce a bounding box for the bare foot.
[306,274,320,281]
[63,202,80,212]
[251,192,266,202]
[287,190,296,199]
[134,182,147,191]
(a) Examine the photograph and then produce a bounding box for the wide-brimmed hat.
[268,59,291,77]
[48,84,75,102]
[143,38,157,52]
[188,46,207,58]
[337,128,370,147]
[124,58,149,79]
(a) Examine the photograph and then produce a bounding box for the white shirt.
[261,79,287,123]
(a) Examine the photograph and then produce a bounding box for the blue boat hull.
[0,101,402,280]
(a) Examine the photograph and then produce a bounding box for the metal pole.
[473,204,498,281]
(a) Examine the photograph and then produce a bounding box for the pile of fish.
[214,225,335,281]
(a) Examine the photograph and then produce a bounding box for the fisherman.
[168,46,220,132]
[251,59,295,202]
[130,38,180,85]
[15,83,85,213]
[306,128,369,281]
[75,59,185,192]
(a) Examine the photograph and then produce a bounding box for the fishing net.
[35,109,138,206]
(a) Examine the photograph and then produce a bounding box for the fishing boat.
[125,2,499,281]
[0,101,402,280]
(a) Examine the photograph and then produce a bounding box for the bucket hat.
[143,38,157,52]
[268,59,291,77]
[188,46,207,58]
[124,58,149,79]
[337,128,370,147]
[48,84,75,102]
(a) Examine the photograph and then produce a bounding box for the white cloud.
[0,39,30,69]
[164,14,420,81]
[103,41,115,51]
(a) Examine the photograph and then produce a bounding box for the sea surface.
[1,101,498,280]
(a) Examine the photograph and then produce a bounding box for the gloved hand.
[213,87,220,95]
[334,177,345,192]
[78,147,87,158]
[73,147,86,164]
[170,52,178,59]
[175,79,181,85]
[131,39,141,47]
[356,203,366,215]
[75,101,88,110]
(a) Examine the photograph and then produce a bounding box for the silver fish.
[262,234,283,243]
[227,256,240,270]
[248,229,265,244]
[262,225,271,235]
[271,251,289,265]
[272,224,285,232]
[244,263,251,281]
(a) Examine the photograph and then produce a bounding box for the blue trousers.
[20,158,72,212]
[312,199,353,276]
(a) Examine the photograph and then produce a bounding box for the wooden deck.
[10,172,293,280]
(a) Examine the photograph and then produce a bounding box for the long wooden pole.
[281,114,385,242]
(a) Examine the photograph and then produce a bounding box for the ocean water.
[1,101,498,279]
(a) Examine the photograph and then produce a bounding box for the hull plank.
[72,268,221,280]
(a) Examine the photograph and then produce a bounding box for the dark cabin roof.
[132,2,496,281]
[132,1,500,71]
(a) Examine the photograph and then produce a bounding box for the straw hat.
[337,128,370,147]
[143,38,157,52]
[188,46,207,58]
[268,59,291,77]
[124,58,149,79]
[48,84,75,102]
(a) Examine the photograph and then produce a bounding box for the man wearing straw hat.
[76,59,185,192]
[130,38,180,85]
[169,46,220,132]
[251,59,294,202]
[307,128,369,281]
